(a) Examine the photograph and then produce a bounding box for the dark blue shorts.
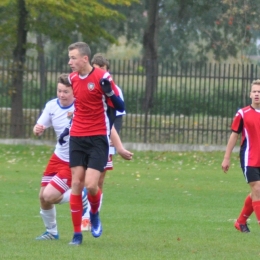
[69,135,109,172]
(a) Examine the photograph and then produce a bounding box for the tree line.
[0,0,260,137]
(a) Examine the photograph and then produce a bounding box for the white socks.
[40,206,58,235]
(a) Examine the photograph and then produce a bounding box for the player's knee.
[85,184,98,195]
[72,179,84,193]
[39,194,45,203]
[42,192,56,203]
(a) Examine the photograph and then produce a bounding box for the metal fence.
[1,57,259,145]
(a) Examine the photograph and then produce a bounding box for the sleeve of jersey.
[104,73,125,112]
[231,112,243,134]
[37,103,52,128]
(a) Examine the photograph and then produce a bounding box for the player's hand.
[33,124,45,136]
[117,148,133,160]
[221,158,230,173]
[100,78,114,97]
[58,128,69,145]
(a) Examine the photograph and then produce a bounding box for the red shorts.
[104,154,113,171]
[41,153,71,193]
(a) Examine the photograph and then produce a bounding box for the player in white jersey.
[33,74,75,240]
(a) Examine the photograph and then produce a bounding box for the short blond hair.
[68,42,91,58]
[251,79,260,86]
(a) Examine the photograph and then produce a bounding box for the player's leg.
[36,185,60,240]
[37,167,71,240]
[81,165,108,231]
[36,154,66,240]
[69,166,85,245]
[45,165,72,205]
[239,167,260,233]
[69,136,89,245]
[85,135,109,238]
[250,179,260,225]
[85,167,102,238]
[235,194,252,233]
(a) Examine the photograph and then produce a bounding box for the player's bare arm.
[221,132,239,173]
[110,126,133,160]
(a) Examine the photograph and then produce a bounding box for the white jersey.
[116,85,126,116]
[37,98,74,162]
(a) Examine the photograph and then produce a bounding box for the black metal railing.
[0,57,259,144]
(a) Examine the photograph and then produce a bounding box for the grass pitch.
[0,144,259,260]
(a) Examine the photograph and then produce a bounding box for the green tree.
[102,0,260,115]
[103,0,260,62]
[0,0,135,137]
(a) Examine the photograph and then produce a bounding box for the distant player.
[222,79,260,233]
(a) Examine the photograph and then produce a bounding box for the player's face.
[68,49,89,74]
[93,64,108,71]
[250,84,260,106]
[57,83,74,107]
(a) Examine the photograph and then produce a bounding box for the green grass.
[0,144,259,259]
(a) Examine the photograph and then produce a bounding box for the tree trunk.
[10,0,28,138]
[37,34,47,112]
[142,0,159,112]
[142,0,159,142]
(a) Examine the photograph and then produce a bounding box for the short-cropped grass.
[0,144,259,260]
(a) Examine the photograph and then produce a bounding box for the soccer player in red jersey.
[222,79,260,233]
[81,53,128,230]
[67,42,129,245]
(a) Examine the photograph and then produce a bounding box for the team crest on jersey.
[88,83,95,91]
[67,111,73,119]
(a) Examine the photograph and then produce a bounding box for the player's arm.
[33,104,52,136]
[110,126,133,160]
[221,131,239,173]
[100,78,125,112]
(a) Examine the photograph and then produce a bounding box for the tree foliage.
[0,0,136,137]
[0,0,135,57]
[100,0,260,62]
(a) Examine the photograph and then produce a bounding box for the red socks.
[70,194,83,233]
[237,195,253,224]
[88,188,101,214]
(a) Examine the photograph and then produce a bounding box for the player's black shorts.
[242,166,260,183]
[69,135,109,172]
